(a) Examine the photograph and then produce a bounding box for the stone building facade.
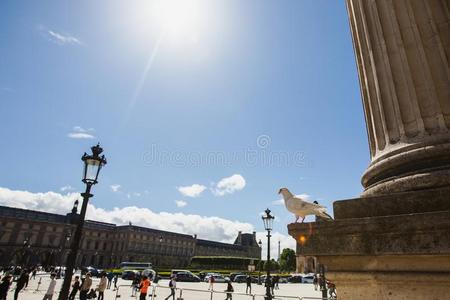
[0,205,261,268]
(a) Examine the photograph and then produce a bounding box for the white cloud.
[177,184,206,198]
[272,193,311,206]
[110,185,121,192]
[67,126,95,139]
[0,187,276,245]
[175,200,187,208]
[60,185,74,192]
[40,26,82,46]
[212,174,246,196]
[133,192,141,197]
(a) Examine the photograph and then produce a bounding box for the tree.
[263,259,280,272]
[279,248,296,272]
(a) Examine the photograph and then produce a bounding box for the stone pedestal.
[288,187,450,299]
[287,1,450,298]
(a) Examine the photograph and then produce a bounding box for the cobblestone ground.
[5,274,323,300]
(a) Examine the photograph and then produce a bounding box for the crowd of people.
[0,266,335,300]
[0,267,120,300]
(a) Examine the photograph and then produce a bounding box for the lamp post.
[21,236,31,267]
[258,239,262,285]
[59,232,71,276]
[158,236,163,266]
[262,208,274,300]
[58,144,107,300]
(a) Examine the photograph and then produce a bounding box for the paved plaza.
[4,273,323,300]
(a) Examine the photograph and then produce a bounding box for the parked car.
[175,271,201,282]
[82,266,100,277]
[204,273,229,283]
[230,273,244,282]
[171,269,191,276]
[302,274,315,284]
[288,274,303,283]
[233,275,249,283]
[121,270,139,280]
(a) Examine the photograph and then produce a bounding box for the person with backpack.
[224,280,234,300]
[165,276,176,300]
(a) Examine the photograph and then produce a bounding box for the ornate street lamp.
[58,144,106,300]
[258,239,262,285]
[58,232,71,276]
[21,236,31,267]
[262,208,274,300]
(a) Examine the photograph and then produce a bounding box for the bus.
[119,262,153,271]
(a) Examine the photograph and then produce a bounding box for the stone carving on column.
[347,0,450,196]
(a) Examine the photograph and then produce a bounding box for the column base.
[288,187,450,300]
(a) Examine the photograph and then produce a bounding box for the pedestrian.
[113,274,118,290]
[138,275,151,300]
[42,273,57,300]
[32,269,37,280]
[313,275,318,291]
[245,275,252,294]
[131,276,140,297]
[24,270,30,288]
[13,270,28,300]
[164,276,176,300]
[224,280,234,300]
[208,275,215,291]
[0,275,12,300]
[97,273,107,300]
[270,276,275,295]
[274,275,279,290]
[328,281,337,299]
[106,272,113,289]
[79,273,93,300]
[69,276,81,300]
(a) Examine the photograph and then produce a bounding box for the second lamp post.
[262,208,275,300]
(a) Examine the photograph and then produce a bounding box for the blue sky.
[0,0,368,251]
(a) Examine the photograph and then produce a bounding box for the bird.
[278,187,333,223]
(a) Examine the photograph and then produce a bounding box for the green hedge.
[189,256,259,270]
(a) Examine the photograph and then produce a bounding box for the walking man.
[245,275,252,294]
[113,274,118,290]
[42,273,57,300]
[313,275,318,291]
[69,276,81,300]
[13,270,28,300]
[107,272,113,289]
[165,276,176,300]
[0,275,12,300]
[79,273,92,300]
[224,280,234,300]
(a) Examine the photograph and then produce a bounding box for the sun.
[152,0,203,40]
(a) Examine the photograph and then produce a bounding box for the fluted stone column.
[347,0,450,196]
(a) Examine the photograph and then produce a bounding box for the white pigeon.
[279,187,333,223]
